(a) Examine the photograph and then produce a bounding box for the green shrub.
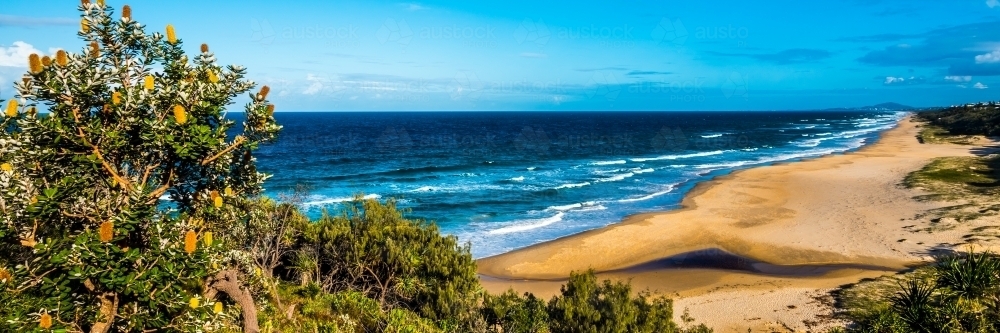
[479,270,708,333]
[546,270,680,333]
[298,198,481,326]
[839,250,1000,333]
[917,102,1000,137]
[482,290,550,333]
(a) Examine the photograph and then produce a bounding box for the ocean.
[238,111,905,258]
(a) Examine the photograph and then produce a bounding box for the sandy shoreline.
[477,115,1000,332]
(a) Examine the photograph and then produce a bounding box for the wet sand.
[477,116,997,332]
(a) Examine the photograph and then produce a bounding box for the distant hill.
[822,102,921,111]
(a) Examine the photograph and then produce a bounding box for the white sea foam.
[700,133,726,138]
[411,186,439,192]
[695,161,751,169]
[617,186,677,203]
[795,139,822,147]
[631,168,655,174]
[555,182,591,189]
[304,194,381,206]
[509,176,525,182]
[630,150,726,162]
[547,201,601,212]
[576,205,607,212]
[595,172,635,183]
[591,160,627,166]
[488,212,565,235]
[527,167,537,171]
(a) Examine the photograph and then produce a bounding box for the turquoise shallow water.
[237,111,905,258]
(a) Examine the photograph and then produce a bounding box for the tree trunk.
[90,292,118,333]
[205,270,260,333]
[84,278,118,333]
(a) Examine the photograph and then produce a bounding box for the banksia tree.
[0,1,280,332]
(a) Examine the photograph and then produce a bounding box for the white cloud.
[945,75,972,82]
[302,74,327,95]
[989,0,1000,8]
[0,41,43,67]
[975,49,1000,64]
[884,76,904,84]
[974,82,989,89]
[402,3,425,11]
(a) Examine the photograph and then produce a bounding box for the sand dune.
[477,116,1000,332]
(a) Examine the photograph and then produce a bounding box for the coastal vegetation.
[0,2,708,332]
[905,107,1000,239]
[835,250,1000,333]
[827,106,1000,332]
[916,102,1000,138]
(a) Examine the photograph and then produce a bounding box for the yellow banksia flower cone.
[41,56,52,67]
[56,50,67,66]
[122,5,131,20]
[184,230,197,254]
[211,190,223,207]
[1,163,12,173]
[0,267,11,283]
[258,85,270,100]
[189,297,199,309]
[89,42,100,58]
[81,19,89,33]
[203,231,213,247]
[97,0,105,6]
[208,71,219,83]
[214,302,223,314]
[200,43,209,53]
[224,186,233,196]
[173,105,187,124]
[266,104,275,116]
[112,91,122,105]
[5,100,17,118]
[166,24,177,44]
[39,313,52,329]
[144,75,154,91]
[28,54,42,74]
[99,221,114,243]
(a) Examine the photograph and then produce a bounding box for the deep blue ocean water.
[234,111,905,258]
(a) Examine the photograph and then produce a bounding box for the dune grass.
[903,156,1000,240]
[916,124,982,145]
[904,156,1000,200]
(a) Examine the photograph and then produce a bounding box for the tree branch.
[201,136,246,166]
[204,270,259,333]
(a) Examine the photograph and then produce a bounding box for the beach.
[477,115,1000,332]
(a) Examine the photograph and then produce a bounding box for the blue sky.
[1,0,1000,111]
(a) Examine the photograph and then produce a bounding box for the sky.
[1,0,1000,111]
